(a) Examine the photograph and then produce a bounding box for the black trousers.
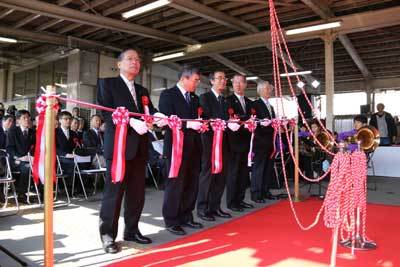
[197,136,229,214]
[12,162,30,195]
[226,151,249,208]
[99,155,146,242]
[162,152,201,227]
[251,151,274,199]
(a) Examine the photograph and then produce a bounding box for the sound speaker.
[360,104,370,114]
[297,94,314,119]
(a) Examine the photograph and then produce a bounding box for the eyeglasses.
[213,77,227,81]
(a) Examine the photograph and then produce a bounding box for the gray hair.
[256,81,273,95]
[178,65,200,79]
[117,48,141,62]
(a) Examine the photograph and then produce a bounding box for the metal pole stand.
[340,207,377,250]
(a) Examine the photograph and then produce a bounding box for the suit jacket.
[6,126,35,160]
[0,127,6,150]
[83,128,103,153]
[252,98,275,154]
[159,85,201,159]
[199,90,229,155]
[56,127,78,157]
[97,76,157,160]
[226,94,253,153]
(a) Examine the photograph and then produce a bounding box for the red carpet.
[107,199,399,267]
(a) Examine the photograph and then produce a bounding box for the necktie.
[185,91,191,105]
[130,81,138,108]
[240,96,246,113]
[218,95,224,118]
[23,129,28,138]
[64,130,69,140]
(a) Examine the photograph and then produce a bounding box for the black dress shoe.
[239,201,254,209]
[198,212,216,221]
[124,232,152,244]
[212,209,232,218]
[103,241,118,254]
[264,193,278,200]
[251,197,266,204]
[166,225,186,235]
[228,206,244,212]
[182,220,203,229]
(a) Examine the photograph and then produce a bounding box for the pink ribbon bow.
[168,115,184,178]
[111,107,130,183]
[210,119,226,174]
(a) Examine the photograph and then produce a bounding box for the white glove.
[154,112,168,127]
[227,122,240,132]
[186,120,202,131]
[129,118,148,135]
[260,119,271,127]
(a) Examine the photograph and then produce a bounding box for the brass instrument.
[349,125,380,153]
[316,131,334,150]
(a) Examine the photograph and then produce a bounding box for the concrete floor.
[0,176,399,267]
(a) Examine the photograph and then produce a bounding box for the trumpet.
[348,125,380,153]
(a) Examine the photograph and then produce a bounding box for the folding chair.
[72,148,106,199]
[26,153,41,205]
[0,150,19,215]
[273,151,291,189]
[366,151,377,191]
[55,155,71,205]
[146,163,159,190]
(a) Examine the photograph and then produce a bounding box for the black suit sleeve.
[82,131,94,148]
[199,93,211,120]
[97,79,114,129]
[6,128,17,159]
[159,90,173,116]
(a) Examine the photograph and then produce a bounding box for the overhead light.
[122,0,171,19]
[286,21,341,35]
[152,51,185,62]
[0,37,17,43]
[55,83,67,88]
[152,88,166,92]
[14,93,22,97]
[246,76,259,81]
[312,80,320,88]
[280,70,312,77]
[297,81,305,88]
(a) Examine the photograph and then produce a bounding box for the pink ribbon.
[141,96,154,124]
[168,115,184,178]
[111,107,130,183]
[32,95,58,185]
[244,115,257,166]
[210,119,226,174]
[270,118,282,159]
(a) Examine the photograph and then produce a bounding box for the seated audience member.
[83,114,103,154]
[71,117,82,144]
[354,114,368,131]
[78,118,85,137]
[56,111,78,179]
[147,130,166,188]
[6,110,35,201]
[0,115,14,149]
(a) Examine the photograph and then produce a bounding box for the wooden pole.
[44,85,56,266]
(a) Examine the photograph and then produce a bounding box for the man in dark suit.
[6,110,35,200]
[56,111,79,181]
[159,65,203,236]
[225,74,254,212]
[197,70,232,222]
[0,115,14,149]
[97,49,159,254]
[83,114,104,154]
[251,81,277,203]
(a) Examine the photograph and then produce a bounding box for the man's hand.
[130,118,148,135]
[65,153,75,158]
[186,120,202,131]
